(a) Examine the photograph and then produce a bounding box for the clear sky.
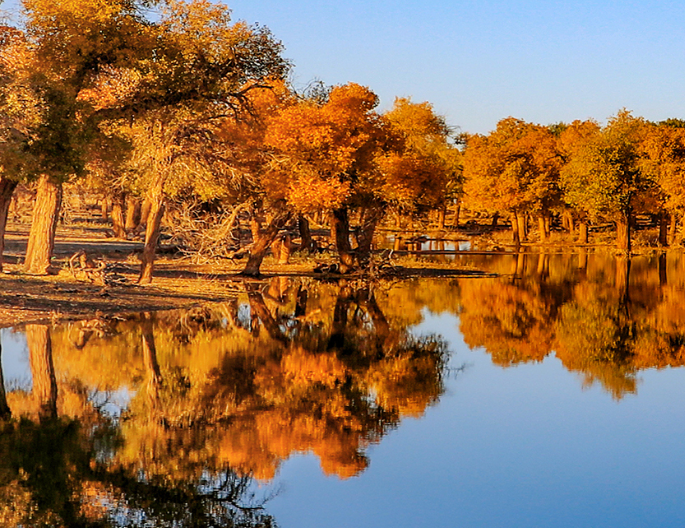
[226,0,685,134]
[3,0,685,134]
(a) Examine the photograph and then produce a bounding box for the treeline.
[2,1,684,284]
[463,113,685,251]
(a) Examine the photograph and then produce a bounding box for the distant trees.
[462,110,685,251]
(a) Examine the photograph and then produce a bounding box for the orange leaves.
[377,153,445,207]
[263,82,382,212]
[463,117,561,215]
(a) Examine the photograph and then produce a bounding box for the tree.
[556,119,601,242]
[640,122,685,245]
[561,110,650,251]
[14,0,155,274]
[463,118,561,244]
[381,97,462,232]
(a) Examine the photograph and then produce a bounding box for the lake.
[1,250,685,527]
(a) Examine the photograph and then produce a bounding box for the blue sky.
[3,0,685,134]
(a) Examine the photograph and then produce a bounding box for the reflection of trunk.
[331,208,356,273]
[658,253,667,288]
[0,177,18,272]
[615,214,631,252]
[295,286,308,318]
[298,214,314,252]
[356,208,383,267]
[247,289,286,342]
[138,179,165,284]
[658,211,669,247]
[240,210,291,277]
[536,253,549,279]
[111,190,127,239]
[25,175,63,275]
[125,196,141,233]
[27,324,57,420]
[615,256,631,305]
[141,314,163,407]
[360,290,390,342]
[578,221,589,244]
[0,338,11,419]
[515,251,526,276]
[329,285,353,350]
[577,247,588,275]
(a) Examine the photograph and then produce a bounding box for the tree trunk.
[537,216,547,242]
[26,324,57,420]
[437,205,446,230]
[511,212,520,246]
[615,214,631,252]
[658,211,669,247]
[277,234,291,265]
[356,208,383,267]
[578,221,589,244]
[298,214,314,253]
[331,207,356,273]
[454,203,461,228]
[111,190,127,239]
[139,198,152,231]
[25,175,62,275]
[490,212,499,229]
[0,338,11,419]
[138,181,165,284]
[517,213,528,241]
[0,177,18,272]
[101,197,109,221]
[668,213,678,246]
[125,195,142,233]
[240,209,291,277]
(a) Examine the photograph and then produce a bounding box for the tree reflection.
[458,251,685,398]
[1,278,452,524]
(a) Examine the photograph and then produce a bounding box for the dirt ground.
[0,221,486,328]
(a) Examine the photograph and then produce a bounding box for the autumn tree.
[11,0,156,274]
[640,121,685,245]
[463,118,561,244]
[556,119,601,242]
[381,97,462,232]
[113,0,289,283]
[560,110,650,251]
[0,25,43,271]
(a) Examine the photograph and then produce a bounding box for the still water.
[1,250,685,527]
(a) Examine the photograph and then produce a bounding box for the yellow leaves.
[285,171,351,213]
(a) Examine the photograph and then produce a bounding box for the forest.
[1,0,684,289]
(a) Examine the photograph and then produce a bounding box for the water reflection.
[0,279,450,526]
[458,250,685,399]
[2,251,685,524]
